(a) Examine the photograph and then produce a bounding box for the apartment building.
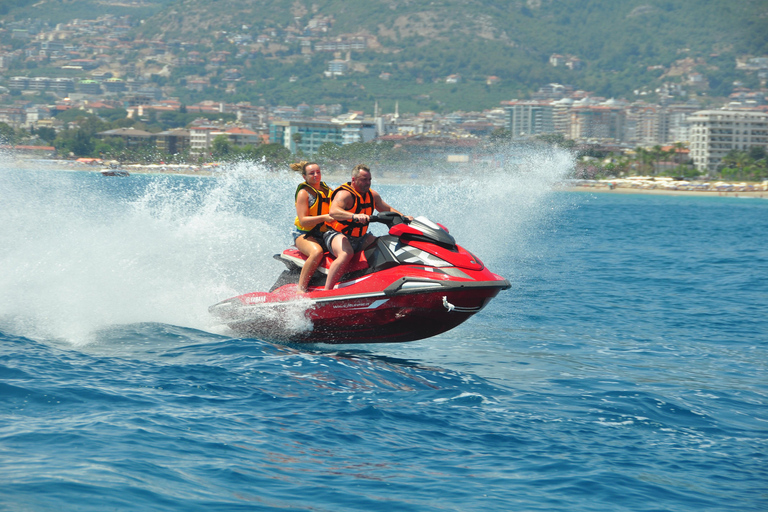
[97,127,153,147]
[688,110,768,173]
[270,118,375,155]
[155,128,190,155]
[624,104,659,146]
[504,100,555,138]
[569,105,625,142]
[657,103,701,145]
[189,126,219,156]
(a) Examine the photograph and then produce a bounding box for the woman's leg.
[324,235,353,290]
[295,235,325,293]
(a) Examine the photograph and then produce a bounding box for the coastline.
[559,186,768,198]
[10,158,768,198]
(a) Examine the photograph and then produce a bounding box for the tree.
[489,127,512,144]
[317,142,343,164]
[748,146,766,162]
[251,143,291,168]
[33,126,57,144]
[536,133,577,150]
[0,122,17,144]
[633,147,655,175]
[211,134,234,159]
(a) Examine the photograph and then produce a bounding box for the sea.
[1,149,766,512]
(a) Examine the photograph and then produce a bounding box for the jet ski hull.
[209,272,508,343]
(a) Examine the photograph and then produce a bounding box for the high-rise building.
[569,105,625,142]
[688,110,768,173]
[503,100,555,138]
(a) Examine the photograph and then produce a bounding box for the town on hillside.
[1,14,767,182]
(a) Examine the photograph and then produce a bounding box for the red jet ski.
[209,212,510,343]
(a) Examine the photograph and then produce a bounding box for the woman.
[290,161,333,293]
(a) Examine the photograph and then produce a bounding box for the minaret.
[375,100,384,137]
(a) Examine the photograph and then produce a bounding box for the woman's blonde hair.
[290,161,319,175]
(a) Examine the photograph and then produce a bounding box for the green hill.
[3,0,767,113]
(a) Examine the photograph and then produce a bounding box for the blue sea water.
[1,154,767,511]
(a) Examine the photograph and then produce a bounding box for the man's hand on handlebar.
[367,212,412,225]
[351,213,370,224]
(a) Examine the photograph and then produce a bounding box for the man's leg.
[325,234,353,290]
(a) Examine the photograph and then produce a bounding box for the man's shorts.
[322,230,370,257]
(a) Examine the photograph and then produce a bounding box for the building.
[270,117,375,155]
[325,59,348,77]
[189,126,219,156]
[0,107,25,128]
[96,127,154,147]
[549,54,566,67]
[78,79,102,95]
[504,100,555,138]
[103,78,126,92]
[341,117,376,145]
[29,77,50,91]
[155,128,190,155]
[569,105,625,142]
[552,98,574,136]
[9,77,30,90]
[51,78,75,93]
[688,110,768,173]
[24,106,51,128]
[624,104,659,146]
[657,102,702,145]
[218,126,260,147]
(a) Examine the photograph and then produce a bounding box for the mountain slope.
[3,0,766,112]
[135,0,767,94]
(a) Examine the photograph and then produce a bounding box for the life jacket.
[327,182,374,238]
[294,181,332,233]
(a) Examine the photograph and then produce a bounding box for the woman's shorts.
[293,230,327,250]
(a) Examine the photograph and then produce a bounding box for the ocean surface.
[1,153,766,511]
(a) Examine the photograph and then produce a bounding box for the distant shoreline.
[560,184,768,199]
[10,158,768,198]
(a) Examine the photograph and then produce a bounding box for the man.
[321,164,409,290]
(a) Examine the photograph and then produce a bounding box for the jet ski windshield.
[403,216,456,249]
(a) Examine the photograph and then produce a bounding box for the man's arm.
[329,190,358,222]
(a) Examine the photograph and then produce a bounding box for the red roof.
[12,145,56,151]
[225,127,257,135]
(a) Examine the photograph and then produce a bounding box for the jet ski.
[209,212,510,343]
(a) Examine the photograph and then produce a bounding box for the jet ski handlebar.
[367,212,409,226]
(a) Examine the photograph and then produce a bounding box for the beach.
[560,178,768,199]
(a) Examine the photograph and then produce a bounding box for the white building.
[504,100,555,138]
[189,126,219,156]
[325,59,348,77]
[688,110,768,173]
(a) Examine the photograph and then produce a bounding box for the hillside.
[3,0,767,112]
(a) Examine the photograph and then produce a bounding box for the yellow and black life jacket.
[327,182,374,238]
[294,181,332,233]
